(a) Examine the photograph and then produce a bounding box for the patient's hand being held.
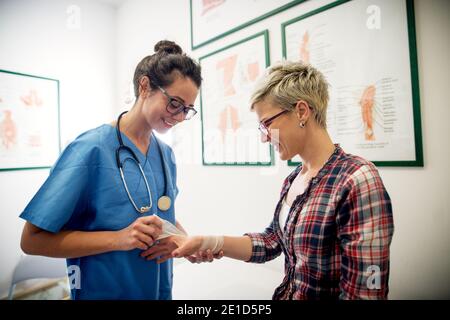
[185,249,224,264]
[170,235,203,257]
[141,235,224,264]
[172,235,224,260]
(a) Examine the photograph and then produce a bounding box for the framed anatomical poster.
[282,0,423,167]
[0,69,60,171]
[190,0,305,49]
[199,30,273,166]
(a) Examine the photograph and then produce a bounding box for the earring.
[299,122,305,128]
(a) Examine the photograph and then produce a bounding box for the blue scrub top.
[20,124,179,300]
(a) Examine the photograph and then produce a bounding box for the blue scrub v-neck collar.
[111,124,154,163]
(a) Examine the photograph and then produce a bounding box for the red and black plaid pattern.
[245,146,394,300]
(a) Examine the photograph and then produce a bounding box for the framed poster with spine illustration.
[282,0,423,167]
[0,69,60,171]
[190,0,306,49]
[200,30,273,166]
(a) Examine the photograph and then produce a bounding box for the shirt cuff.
[244,232,268,263]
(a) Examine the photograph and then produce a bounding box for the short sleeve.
[19,142,90,233]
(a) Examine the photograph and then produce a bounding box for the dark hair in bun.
[133,40,202,97]
[154,40,183,55]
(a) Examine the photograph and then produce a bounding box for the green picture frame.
[199,30,273,166]
[0,69,61,171]
[282,0,423,167]
[190,0,306,50]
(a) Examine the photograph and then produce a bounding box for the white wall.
[386,0,450,299]
[0,0,117,298]
[0,0,448,299]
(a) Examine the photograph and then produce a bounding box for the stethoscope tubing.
[115,111,171,213]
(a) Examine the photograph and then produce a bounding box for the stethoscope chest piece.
[157,196,172,211]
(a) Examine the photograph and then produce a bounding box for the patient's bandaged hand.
[157,219,187,240]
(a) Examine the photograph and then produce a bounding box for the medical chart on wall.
[190,0,304,49]
[0,70,60,171]
[200,31,273,165]
[283,0,422,166]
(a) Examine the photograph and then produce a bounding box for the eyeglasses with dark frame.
[158,86,198,120]
[258,109,290,138]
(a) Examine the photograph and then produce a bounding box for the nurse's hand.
[141,235,203,263]
[114,215,163,251]
[140,235,184,263]
[140,234,193,263]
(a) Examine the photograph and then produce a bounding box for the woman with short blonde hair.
[251,61,329,128]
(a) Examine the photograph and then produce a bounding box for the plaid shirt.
[245,146,394,300]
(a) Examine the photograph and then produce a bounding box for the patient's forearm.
[221,236,253,261]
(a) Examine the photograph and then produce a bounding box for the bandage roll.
[157,219,187,240]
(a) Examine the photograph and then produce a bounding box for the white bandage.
[199,236,224,254]
[157,219,187,240]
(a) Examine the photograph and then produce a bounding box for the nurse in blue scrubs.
[19,40,202,299]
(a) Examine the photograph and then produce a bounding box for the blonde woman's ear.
[294,100,310,120]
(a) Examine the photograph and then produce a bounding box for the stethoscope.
[115,111,172,214]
